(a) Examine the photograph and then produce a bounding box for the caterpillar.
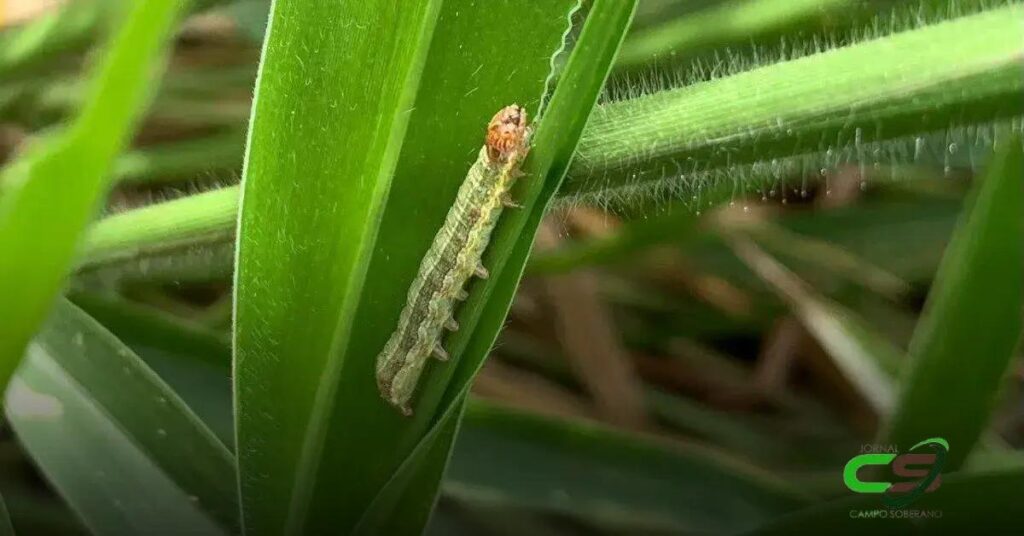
[376,104,531,416]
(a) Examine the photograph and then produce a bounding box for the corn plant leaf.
[233,0,577,533]
[447,401,810,534]
[62,292,809,534]
[4,299,235,535]
[881,139,1024,469]
[351,1,639,531]
[0,0,186,396]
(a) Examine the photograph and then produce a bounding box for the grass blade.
[0,0,187,394]
[234,0,580,531]
[447,401,809,534]
[70,291,235,446]
[881,138,1024,469]
[69,290,231,370]
[5,299,235,534]
[233,0,445,532]
[351,1,639,531]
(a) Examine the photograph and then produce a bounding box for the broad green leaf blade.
[352,399,468,535]
[0,1,187,394]
[69,290,232,371]
[354,1,639,531]
[234,1,578,533]
[443,0,641,413]
[69,290,234,445]
[0,487,87,536]
[5,299,235,535]
[232,1,443,534]
[881,139,1024,469]
[446,401,809,534]
[748,468,1024,534]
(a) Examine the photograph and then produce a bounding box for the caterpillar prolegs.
[375,105,531,416]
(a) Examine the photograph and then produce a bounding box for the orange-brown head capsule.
[485,104,529,163]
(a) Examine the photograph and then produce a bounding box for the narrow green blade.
[352,1,640,531]
[233,1,444,532]
[447,401,809,534]
[881,139,1024,468]
[0,0,187,394]
[5,299,235,534]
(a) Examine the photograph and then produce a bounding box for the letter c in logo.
[843,453,896,493]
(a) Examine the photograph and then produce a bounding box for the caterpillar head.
[485,104,530,163]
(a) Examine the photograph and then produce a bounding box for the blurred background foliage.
[0,0,1021,534]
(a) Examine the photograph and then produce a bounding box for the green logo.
[843,438,949,508]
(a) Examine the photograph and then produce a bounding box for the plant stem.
[73,4,1024,280]
[564,4,1024,200]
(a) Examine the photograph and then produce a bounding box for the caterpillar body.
[376,105,531,416]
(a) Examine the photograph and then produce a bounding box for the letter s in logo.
[882,437,948,508]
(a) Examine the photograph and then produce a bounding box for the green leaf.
[231,0,575,533]
[881,138,1024,469]
[4,299,236,534]
[352,399,469,535]
[0,0,187,394]
[233,0,446,530]
[353,1,639,531]
[69,290,231,371]
[68,290,234,445]
[234,0,630,533]
[447,401,810,534]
